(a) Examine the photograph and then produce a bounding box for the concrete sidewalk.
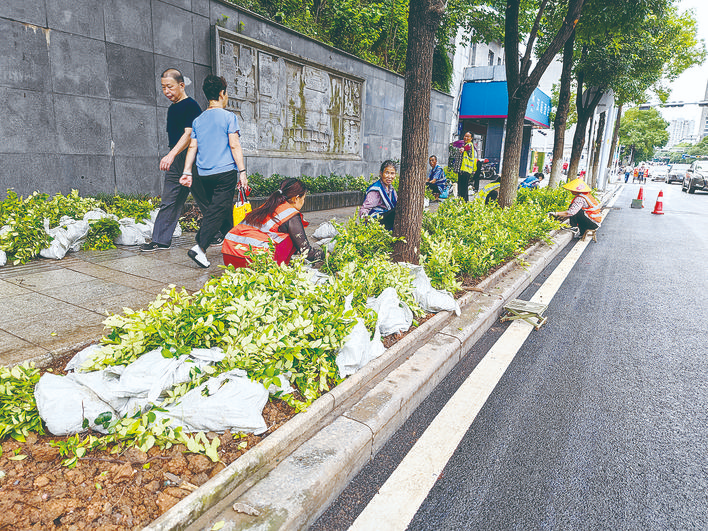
[0,205,359,368]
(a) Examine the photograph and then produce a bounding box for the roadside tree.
[497,0,586,208]
[553,2,704,182]
[393,0,446,263]
[619,107,669,163]
[686,136,708,158]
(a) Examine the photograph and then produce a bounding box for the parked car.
[666,163,691,184]
[649,164,670,181]
[682,161,708,194]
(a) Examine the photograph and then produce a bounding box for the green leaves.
[0,362,44,441]
[247,172,376,196]
[619,107,670,162]
[83,218,121,251]
[0,189,159,264]
[420,192,565,285]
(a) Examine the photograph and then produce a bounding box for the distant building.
[449,32,551,177]
[449,32,505,141]
[667,119,696,147]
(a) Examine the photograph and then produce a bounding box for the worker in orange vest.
[549,178,601,237]
[222,178,323,268]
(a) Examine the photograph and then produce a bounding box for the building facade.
[667,119,696,147]
[0,0,452,197]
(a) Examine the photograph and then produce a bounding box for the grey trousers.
[151,150,207,246]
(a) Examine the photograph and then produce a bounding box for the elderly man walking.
[141,68,207,251]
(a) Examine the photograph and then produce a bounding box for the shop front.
[457,81,551,178]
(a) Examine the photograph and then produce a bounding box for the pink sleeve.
[566,196,585,216]
[360,191,379,217]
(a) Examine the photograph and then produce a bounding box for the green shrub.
[0,190,159,263]
[84,218,122,251]
[248,172,376,196]
[420,189,564,286]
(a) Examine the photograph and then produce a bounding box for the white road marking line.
[349,236,593,531]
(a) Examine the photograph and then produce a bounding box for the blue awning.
[459,81,551,128]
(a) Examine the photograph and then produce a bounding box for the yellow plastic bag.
[233,187,252,225]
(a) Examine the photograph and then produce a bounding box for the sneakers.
[188,245,211,268]
[139,241,171,252]
[211,232,224,245]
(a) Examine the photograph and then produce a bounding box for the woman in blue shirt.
[180,75,248,268]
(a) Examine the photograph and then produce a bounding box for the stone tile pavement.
[0,199,452,368]
[0,206,360,368]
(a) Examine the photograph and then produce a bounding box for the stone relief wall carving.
[216,28,362,158]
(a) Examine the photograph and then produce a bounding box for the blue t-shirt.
[191,108,240,176]
[519,176,540,189]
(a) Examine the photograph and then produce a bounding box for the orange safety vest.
[578,192,602,223]
[633,168,639,177]
[222,203,303,261]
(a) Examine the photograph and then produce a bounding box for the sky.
[657,0,708,132]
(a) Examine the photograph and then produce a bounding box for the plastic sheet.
[366,287,413,337]
[36,347,270,436]
[39,217,90,260]
[404,264,461,316]
[312,221,338,239]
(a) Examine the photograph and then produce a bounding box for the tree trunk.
[567,111,591,180]
[498,101,528,207]
[392,0,445,263]
[549,30,575,188]
[607,103,623,170]
[589,110,606,188]
[498,0,585,207]
[567,75,603,180]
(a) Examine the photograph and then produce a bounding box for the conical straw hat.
[563,178,591,193]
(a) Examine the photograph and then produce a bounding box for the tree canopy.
[226,0,501,92]
[619,107,669,162]
[687,136,708,158]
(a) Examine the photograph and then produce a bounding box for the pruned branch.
[520,0,551,80]
[527,0,585,89]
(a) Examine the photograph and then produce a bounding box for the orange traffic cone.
[637,187,644,201]
[651,190,665,215]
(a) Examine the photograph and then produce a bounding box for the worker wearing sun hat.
[550,178,602,236]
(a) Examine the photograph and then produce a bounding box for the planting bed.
[0,352,296,531]
[0,314,440,530]
[0,188,572,530]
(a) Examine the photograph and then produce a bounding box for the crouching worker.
[549,178,602,236]
[426,155,448,199]
[222,178,323,268]
[519,172,545,189]
[360,160,397,230]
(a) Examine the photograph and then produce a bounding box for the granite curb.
[147,227,575,531]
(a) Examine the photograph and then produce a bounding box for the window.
[488,50,494,66]
[469,43,477,66]
[497,57,502,65]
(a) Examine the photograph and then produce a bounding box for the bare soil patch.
[0,313,438,530]
[0,354,296,530]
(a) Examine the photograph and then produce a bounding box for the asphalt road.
[313,181,708,530]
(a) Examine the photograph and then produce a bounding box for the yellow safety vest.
[460,142,477,173]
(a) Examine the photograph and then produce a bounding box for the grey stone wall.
[0,0,453,198]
